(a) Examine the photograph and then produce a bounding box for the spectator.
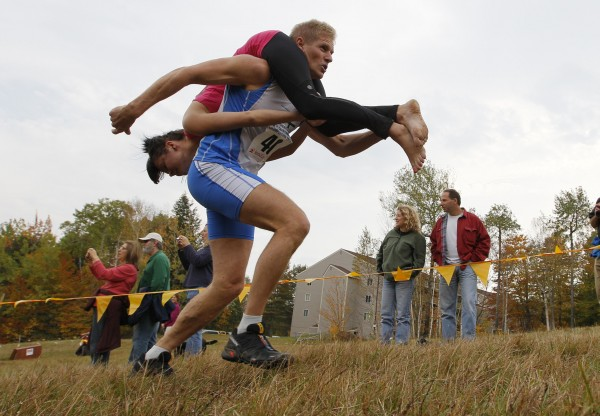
[85,241,139,365]
[430,189,490,340]
[377,205,426,345]
[177,225,213,356]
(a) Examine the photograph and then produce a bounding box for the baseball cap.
[138,232,163,243]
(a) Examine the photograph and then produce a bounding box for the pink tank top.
[194,30,280,112]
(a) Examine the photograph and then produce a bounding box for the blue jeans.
[380,278,415,344]
[128,313,159,363]
[439,265,478,340]
[184,290,204,356]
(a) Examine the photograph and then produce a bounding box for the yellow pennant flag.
[96,296,113,321]
[238,285,251,302]
[347,271,361,278]
[554,245,563,254]
[162,290,182,305]
[470,262,491,286]
[393,267,411,282]
[436,265,456,286]
[128,294,145,316]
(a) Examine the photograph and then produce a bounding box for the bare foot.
[389,123,427,173]
[396,99,428,147]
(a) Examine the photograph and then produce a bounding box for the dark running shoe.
[221,323,293,369]
[131,351,174,376]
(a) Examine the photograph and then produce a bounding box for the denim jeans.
[128,313,159,363]
[439,265,477,340]
[184,290,204,356]
[380,277,415,344]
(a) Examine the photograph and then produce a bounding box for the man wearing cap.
[128,232,171,363]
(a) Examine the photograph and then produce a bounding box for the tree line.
[375,164,598,336]
[0,195,301,343]
[1,168,597,343]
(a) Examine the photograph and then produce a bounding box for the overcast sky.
[1,1,598,277]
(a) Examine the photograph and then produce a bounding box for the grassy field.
[1,328,600,415]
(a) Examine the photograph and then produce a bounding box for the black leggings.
[261,32,397,138]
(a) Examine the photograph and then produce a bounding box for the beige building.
[290,248,381,339]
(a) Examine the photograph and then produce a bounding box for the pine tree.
[263,264,305,336]
[172,193,203,247]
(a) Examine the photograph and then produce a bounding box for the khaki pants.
[595,257,600,303]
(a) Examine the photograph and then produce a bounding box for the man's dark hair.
[142,129,185,184]
[443,188,461,206]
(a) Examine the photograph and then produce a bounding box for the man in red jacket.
[430,189,490,340]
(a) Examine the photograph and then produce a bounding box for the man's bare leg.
[216,183,309,368]
[154,238,252,351]
[396,99,429,147]
[389,122,427,173]
[239,183,310,316]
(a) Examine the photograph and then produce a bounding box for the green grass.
[1,329,600,415]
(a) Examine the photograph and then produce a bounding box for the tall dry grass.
[1,328,600,415]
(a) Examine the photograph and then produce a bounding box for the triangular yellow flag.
[554,245,563,254]
[128,294,145,316]
[437,265,456,285]
[470,262,491,286]
[238,285,251,302]
[162,290,181,305]
[392,267,411,282]
[96,296,113,321]
[347,271,361,278]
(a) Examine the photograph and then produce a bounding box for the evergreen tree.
[485,204,520,332]
[552,187,590,327]
[263,264,306,336]
[172,193,203,247]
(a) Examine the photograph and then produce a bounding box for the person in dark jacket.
[85,241,139,365]
[430,189,490,340]
[377,204,426,344]
[177,225,213,355]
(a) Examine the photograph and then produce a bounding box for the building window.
[305,293,310,302]
[303,309,309,317]
[364,312,368,320]
[367,278,373,286]
[365,295,371,303]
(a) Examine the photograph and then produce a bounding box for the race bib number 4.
[247,124,293,163]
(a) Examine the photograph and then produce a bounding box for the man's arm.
[308,126,383,158]
[181,246,212,268]
[183,102,304,137]
[471,220,491,262]
[110,55,271,135]
[267,123,310,161]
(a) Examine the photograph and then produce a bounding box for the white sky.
[1,1,598,278]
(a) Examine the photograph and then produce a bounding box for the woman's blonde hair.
[396,204,422,234]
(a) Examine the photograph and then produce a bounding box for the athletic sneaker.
[221,323,293,369]
[131,351,174,376]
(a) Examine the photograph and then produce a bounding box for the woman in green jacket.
[376,204,426,344]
